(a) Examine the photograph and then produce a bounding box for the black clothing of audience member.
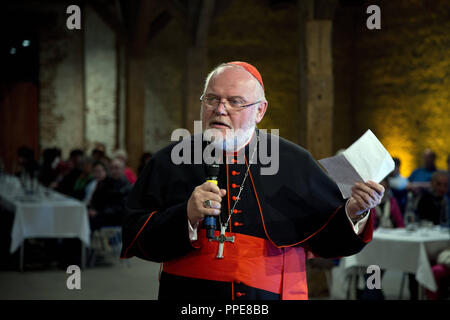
[38,147,62,187]
[138,152,152,176]
[417,192,447,226]
[57,149,84,195]
[67,157,94,201]
[417,171,449,226]
[417,192,446,225]
[88,161,131,231]
[15,146,39,178]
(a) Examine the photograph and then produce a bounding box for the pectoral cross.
[209,225,234,259]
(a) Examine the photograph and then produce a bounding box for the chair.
[88,226,129,268]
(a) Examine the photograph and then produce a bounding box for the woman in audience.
[371,178,405,229]
[87,161,131,231]
[113,149,137,184]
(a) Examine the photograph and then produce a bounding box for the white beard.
[208,125,255,153]
[201,109,257,153]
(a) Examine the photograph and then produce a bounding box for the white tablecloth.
[0,175,90,253]
[343,227,450,292]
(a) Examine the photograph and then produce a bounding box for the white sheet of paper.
[318,129,395,199]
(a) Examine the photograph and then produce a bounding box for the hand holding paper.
[319,129,395,199]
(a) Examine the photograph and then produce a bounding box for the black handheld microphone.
[204,163,220,239]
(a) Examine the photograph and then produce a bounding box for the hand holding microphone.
[203,163,221,239]
[187,180,226,236]
[187,139,226,238]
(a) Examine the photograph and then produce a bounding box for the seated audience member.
[407,149,437,194]
[57,149,84,194]
[71,157,94,201]
[371,178,405,229]
[138,152,152,176]
[388,157,409,215]
[62,149,84,173]
[113,149,137,184]
[109,158,129,183]
[87,160,131,231]
[15,146,39,178]
[38,147,64,188]
[360,179,404,300]
[91,143,111,165]
[426,248,450,300]
[417,171,449,226]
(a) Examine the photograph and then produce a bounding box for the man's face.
[110,159,125,180]
[201,67,267,148]
[432,175,449,197]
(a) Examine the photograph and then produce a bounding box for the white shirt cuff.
[188,219,199,241]
[345,199,370,235]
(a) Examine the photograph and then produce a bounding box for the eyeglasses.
[200,94,261,111]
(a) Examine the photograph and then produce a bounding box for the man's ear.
[255,102,268,124]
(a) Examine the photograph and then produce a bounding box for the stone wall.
[144,19,186,154]
[39,3,117,159]
[39,3,85,159]
[84,6,117,156]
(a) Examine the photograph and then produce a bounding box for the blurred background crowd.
[0,144,152,270]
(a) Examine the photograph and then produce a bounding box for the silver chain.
[221,133,259,230]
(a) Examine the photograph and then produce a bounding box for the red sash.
[163,229,308,300]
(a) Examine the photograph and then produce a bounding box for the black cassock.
[120,130,372,300]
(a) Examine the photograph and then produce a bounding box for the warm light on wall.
[380,93,450,178]
[351,0,450,179]
[382,136,415,178]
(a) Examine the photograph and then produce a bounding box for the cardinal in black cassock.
[120,62,381,300]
